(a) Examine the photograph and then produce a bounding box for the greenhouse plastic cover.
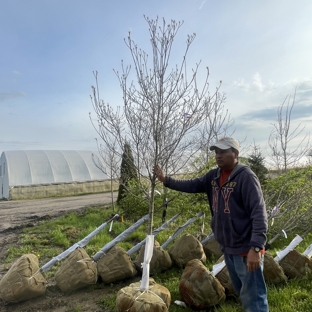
[4,150,107,186]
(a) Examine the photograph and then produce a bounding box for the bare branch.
[89,16,230,234]
[268,88,310,172]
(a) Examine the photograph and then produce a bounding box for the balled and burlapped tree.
[117,141,138,204]
[90,16,229,234]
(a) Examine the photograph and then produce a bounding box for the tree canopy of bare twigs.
[89,16,229,234]
[307,148,312,165]
[268,89,310,172]
[92,137,119,210]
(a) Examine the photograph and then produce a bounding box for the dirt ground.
[0,193,130,312]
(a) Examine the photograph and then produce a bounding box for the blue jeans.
[223,253,269,312]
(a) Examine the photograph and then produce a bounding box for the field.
[0,197,312,312]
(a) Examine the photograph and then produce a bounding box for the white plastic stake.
[174,300,187,308]
[212,260,226,276]
[282,229,287,238]
[274,235,303,262]
[93,214,149,262]
[303,244,312,258]
[40,214,119,273]
[109,220,113,232]
[140,235,154,291]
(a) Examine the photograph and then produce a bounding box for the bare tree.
[91,137,119,211]
[266,195,312,246]
[264,165,312,245]
[307,147,312,165]
[268,89,310,172]
[186,93,234,175]
[196,92,234,169]
[90,16,229,234]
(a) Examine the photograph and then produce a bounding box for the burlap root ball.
[179,259,226,309]
[0,253,46,303]
[55,247,97,292]
[279,249,312,279]
[116,278,171,312]
[169,233,206,268]
[263,252,288,284]
[134,245,172,274]
[202,236,223,261]
[97,245,137,284]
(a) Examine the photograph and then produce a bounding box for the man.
[154,137,269,312]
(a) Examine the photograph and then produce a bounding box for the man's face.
[214,148,238,170]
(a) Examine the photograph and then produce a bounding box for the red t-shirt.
[219,168,233,186]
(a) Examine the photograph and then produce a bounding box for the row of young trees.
[89,16,311,240]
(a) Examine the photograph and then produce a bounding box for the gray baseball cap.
[210,137,240,151]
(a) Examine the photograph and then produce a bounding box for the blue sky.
[1,0,312,161]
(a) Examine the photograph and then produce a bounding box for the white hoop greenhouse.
[0,150,116,200]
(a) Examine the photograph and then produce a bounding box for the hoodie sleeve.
[164,174,208,194]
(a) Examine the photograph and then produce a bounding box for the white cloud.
[232,72,277,95]
[224,74,312,159]
[252,72,264,92]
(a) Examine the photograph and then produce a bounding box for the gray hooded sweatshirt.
[164,163,268,255]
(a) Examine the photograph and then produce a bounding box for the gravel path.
[0,193,116,232]
[0,193,117,270]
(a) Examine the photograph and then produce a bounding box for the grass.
[4,205,312,312]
